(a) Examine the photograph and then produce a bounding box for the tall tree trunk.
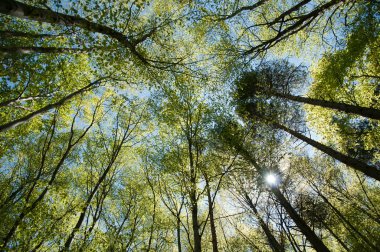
[190,190,201,252]
[320,220,350,251]
[62,130,126,251]
[177,218,182,252]
[235,148,329,252]
[146,173,157,252]
[205,179,218,252]
[271,187,330,252]
[267,119,380,181]
[188,140,202,252]
[245,193,284,252]
[0,79,101,132]
[0,0,149,63]
[271,91,380,120]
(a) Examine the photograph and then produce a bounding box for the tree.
[233,61,380,181]
[235,61,380,120]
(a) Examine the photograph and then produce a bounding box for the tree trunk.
[0,0,148,63]
[271,91,380,120]
[316,191,377,250]
[188,139,202,252]
[320,220,350,251]
[245,194,284,252]
[269,120,380,181]
[205,179,218,252]
[0,79,101,132]
[177,218,182,252]
[271,187,330,252]
[237,149,329,252]
[190,191,202,252]
[62,131,125,250]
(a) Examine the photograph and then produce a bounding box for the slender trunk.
[188,139,202,252]
[271,187,330,252]
[205,179,218,252]
[271,91,380,120]
[320,220,350,251]
[236,146,327,251]
[0,79,100,132]
[0,0,148,63]
[177,218,182,252]
[190,190,201,252]
[316,191,377,250]
[63,140,123,251]
[245,194,284,252]
[268,120,380,181]
[146,177,156,252]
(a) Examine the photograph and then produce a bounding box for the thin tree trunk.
[245,193,284,252]
[268,120,380,181]
[0,0,149,63]
[235,149,329,252]
[190,191,201,252]
[0,95,52,108]
[177,218,182,252]
[188,139,202,252]
[316,191,377,250]
[205,179,218,252]
[271,187,330,252]
[62,130,126,251]
[0,79,101,132]
[271,91,380,120]
[320,220,350,251]
[146,174,157,252]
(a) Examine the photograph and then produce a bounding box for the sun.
[265,173,277,186]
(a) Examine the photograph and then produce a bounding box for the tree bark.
[271,187,330,252]
[271,91,380,120]
[0,0,148,63]
[268,120,380,181]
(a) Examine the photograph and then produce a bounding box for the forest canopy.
[0,0,379,251]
